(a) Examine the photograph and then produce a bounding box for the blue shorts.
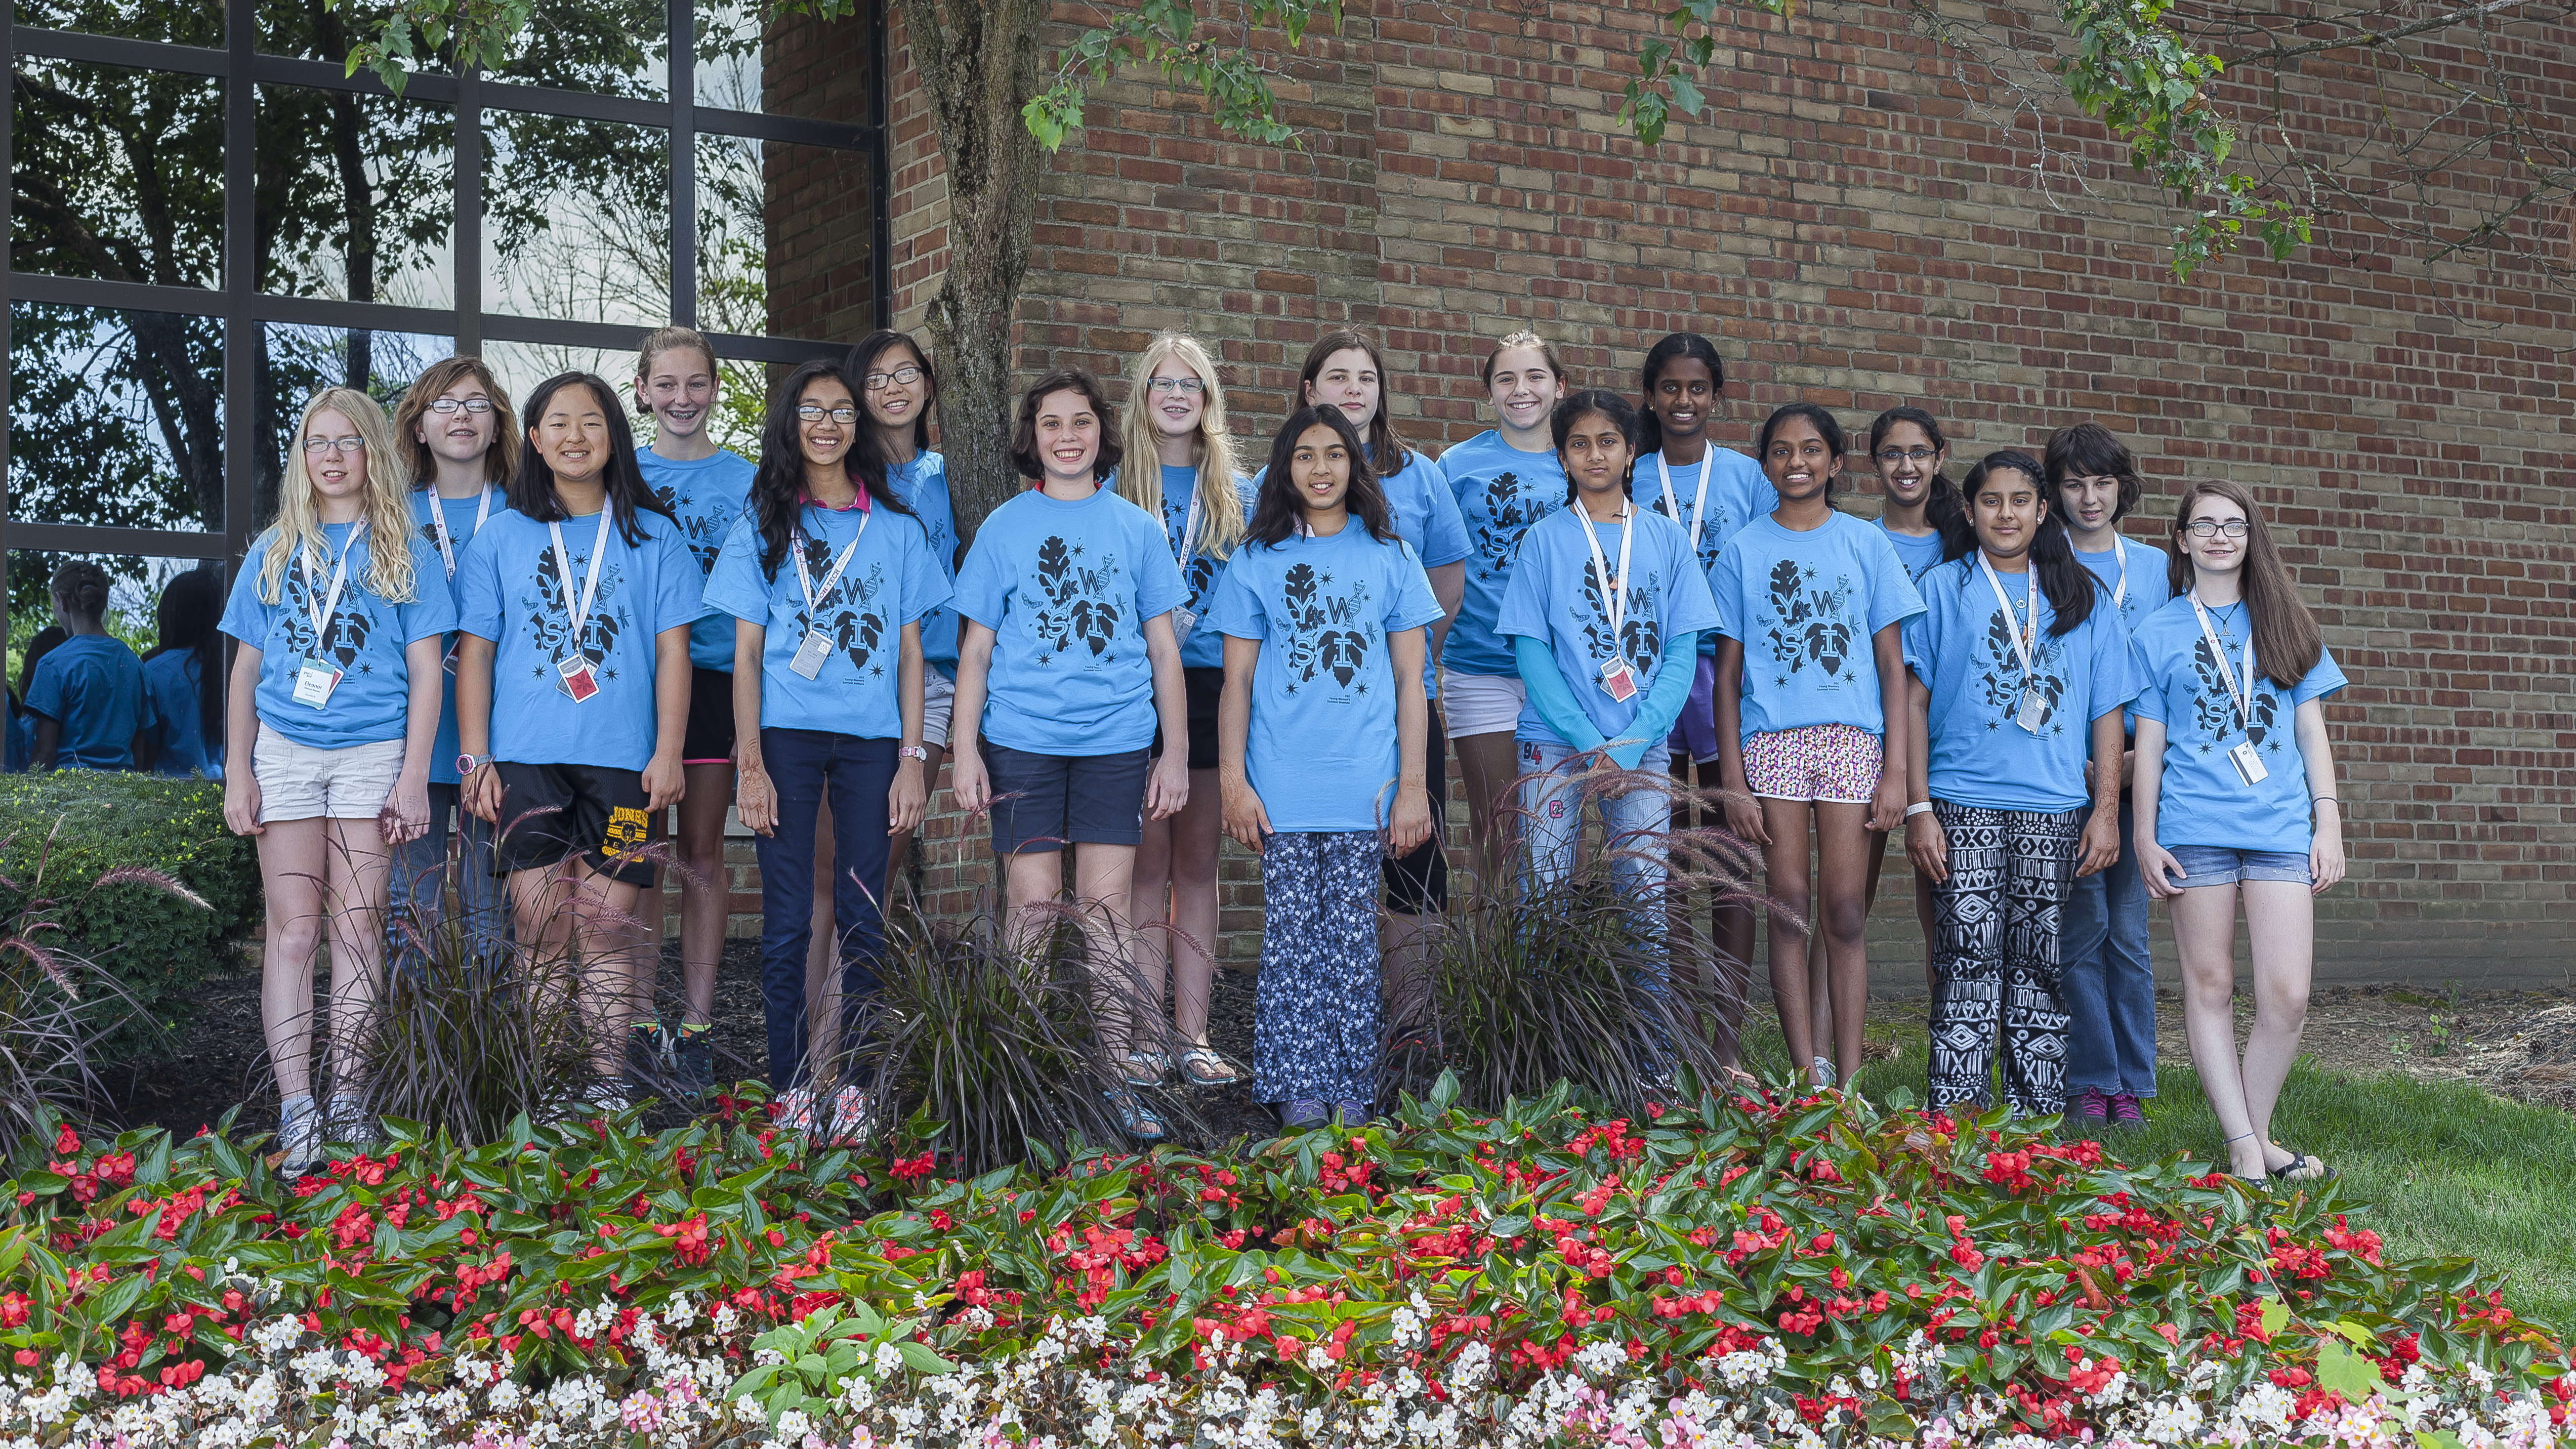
[2166,844,2311,888]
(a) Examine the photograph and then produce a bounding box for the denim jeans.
[2058,796,2157,1097]
[752,728,897,1091]
[383,783,513,967]
[1519,739,1670,916]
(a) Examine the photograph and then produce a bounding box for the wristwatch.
[455,752,487,775]
[897,744,930,763]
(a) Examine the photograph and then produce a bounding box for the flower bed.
[1,1079,2567,1448]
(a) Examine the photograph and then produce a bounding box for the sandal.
[1121,1048,1170,1089]
[1104,1086,1167,1142]
[1177,1045,1241,1089]
[2268,1146,2333,1181]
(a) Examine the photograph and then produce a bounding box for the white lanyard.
[2109,541,2127,611]
[2188,591,2258,735]
[1656,452,1711,556]
[791,505,871,616]
[1977,551,2039,683]
[1576,503,1635,640]
[300,523,364,649]
[547,513,613,650]
[1173,490,1201,575]
[429,488,494,579]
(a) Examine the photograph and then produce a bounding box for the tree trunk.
[893,0,1044,547]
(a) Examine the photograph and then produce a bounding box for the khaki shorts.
[252,733,404,822]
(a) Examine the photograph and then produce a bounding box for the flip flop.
[1104,1086,1166,1143]
[2269,1147,2333,1181]
[1121,1048,1170,1089]
[1177,1046,1240,1089]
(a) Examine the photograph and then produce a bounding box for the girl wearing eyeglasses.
[1113,333,1256,1092]
[2129,480,2346,1183]
[705,358,947,1141]
[387,357,520,964]
[220,388,452,1170]
[632,324,753,1098]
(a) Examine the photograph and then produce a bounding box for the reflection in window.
[482,112,671,329]
[10,61,223,289]
[257,324,452,525]
[257,86,457,311]
[694,0,759,112]
[696,134,870,344]
[6,551,218,713]
[12,0,220,48]
[10,303,223,533]
[497,0,667,99]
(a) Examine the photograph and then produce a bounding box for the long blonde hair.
[258,387,421,606]
[1116,334,1245,559]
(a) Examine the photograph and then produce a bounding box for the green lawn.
[1742,1032,2576,1337]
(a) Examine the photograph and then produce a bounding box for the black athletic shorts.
[1149,666,1225,772]
[1383,703,1450,914]
[982,742,1151,854]
[680,666,735,764]
[489,761,658,887]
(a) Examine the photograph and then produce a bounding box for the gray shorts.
[980,741,1151,854]
[2166,843,2312,888]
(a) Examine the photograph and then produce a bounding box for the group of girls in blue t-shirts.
[184,315,2345,1184]
[6,562,225,779]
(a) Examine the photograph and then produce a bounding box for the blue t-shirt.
[2076,535,2174,637]
[1878,519,1949,582]
[1208,523,1445,832]
[2129,596,2348,854]
[952,484,1191,755]
[219,522,454,751]
[1441,430,1566,677]
[1644,448,1774,660]
[702,501,953,741]
[635,447,754,672]
[1380,450,1472,570]
[27,636,151,770]
[142,650,214,778]
[885,451,962,678]
[1715,511,1926,740]
[1497,505,1722,751]
[1150,464,1261,671]
[1902,558,2140,813]
[414,485,510,783]
[455,507,706,772]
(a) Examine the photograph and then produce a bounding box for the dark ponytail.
[1868,405,1972,563]
[1963,449,2096,637]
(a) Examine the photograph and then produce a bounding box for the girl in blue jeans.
[704,357,948,1140]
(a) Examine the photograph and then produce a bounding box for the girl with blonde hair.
[1114,332,1256,1089]
[220,386,453,1171]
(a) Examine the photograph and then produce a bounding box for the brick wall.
[746,0,2576,987]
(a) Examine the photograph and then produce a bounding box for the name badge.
[443,635,461,677]
[789,629,833,680]
[1598,656,1638,703]
[556,653,600,703]
[292,656,343,709]
[2015,689,2046,733]
[2228,740,2268,787]
[1170,604,1199,654]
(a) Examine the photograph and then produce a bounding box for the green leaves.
[1027,0,1345,153]
[729,1304,951,1428]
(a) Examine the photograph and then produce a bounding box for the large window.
[0,0,886,648]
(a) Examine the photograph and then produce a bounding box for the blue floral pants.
[1253,831,1383,1106]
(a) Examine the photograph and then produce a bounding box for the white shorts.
[252,732,404,822]
[1439,668,1528,739]
[922,670,957,750]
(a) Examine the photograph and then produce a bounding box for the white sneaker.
[775,1087,817,1134]
[825,1086,877,1145]
[1809,1057,1837,1089]
[277,1098,322,1176]
[324,1096,373,1147]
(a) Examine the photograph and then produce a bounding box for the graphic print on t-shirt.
[1470,473,1544,582]
[520,546,626,681]
[652,481,731,575]
[1977,607,2068,733]
[1580,558,1664,679]
[1031,535,1124,666]
[279,573,378,678]
[2189,633,2280,754]
[1277,561,1376,696]
[795,535,890,679]
[1762,557,1859,689]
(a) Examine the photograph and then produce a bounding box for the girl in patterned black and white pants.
[1251,833,1385,1109]
[1926,802,2084,1114]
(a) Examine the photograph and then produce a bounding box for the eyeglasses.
[302,436,365,455]
[1875,447,1937,465]
[2184,518,2250,539]
[796,404,860,423]
[862,365,924,391]
[1145,377,1206,395]
[424,397,494,415]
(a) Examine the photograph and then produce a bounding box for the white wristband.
[1903,801,1935,819]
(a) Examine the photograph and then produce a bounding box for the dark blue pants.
[2059,796,2157,1097]
[752,728,898,1091]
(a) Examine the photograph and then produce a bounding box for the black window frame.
[0,0,891,597]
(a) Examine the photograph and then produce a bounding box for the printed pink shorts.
[1743,723,1883,805]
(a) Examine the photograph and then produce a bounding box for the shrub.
[0,773,257,1054]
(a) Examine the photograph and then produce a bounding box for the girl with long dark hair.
[142,566,225,777]
[1900,450,2131,1116]
[1868,406,1972,582]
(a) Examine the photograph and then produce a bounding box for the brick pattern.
[760,10,877,343]
[743,0,2576,983]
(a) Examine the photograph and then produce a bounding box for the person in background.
[1116,333,1255,1092]
[7,628,66,773]
[386,357,520,959]
[29,560,153,771]
[631,325,753,1097]
[141,567,225,778]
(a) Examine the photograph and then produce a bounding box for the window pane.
[482,113,672,328]
[13,0,220,46]
[11,61,222,289]
[497,0,667,99]
[10,303,224,533]
[7,552,226,774]
[700,134,871,342]
[252,0,443,70]
[693,0,760,111]
[257,86,458,309]
[256,323,454,523]
[732,4,869,119]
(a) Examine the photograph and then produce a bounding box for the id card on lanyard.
[1977,552,2046,733]
[788,508,871,679]
[1169,490,1202,652]
[433,489,494,674]
[2188,592,2267,786]
[291,523,364,709]
[1578,505,1639,702]
[548,514,612,702]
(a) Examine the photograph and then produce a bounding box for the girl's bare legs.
[320,818,393,1112]
[2237,881,2316,1161]
[675,763,733,1028]
[1132,768,1223,1054]
[256,819,333,1105]
[1805,825,1883,1080]
[1761,797,1819,1073]
[1672,756,1758,1070]
[508,858,649,1087]
[1812,801,1877,1089]
[2175,881,2314,1178]
[1453,731,1522,888]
